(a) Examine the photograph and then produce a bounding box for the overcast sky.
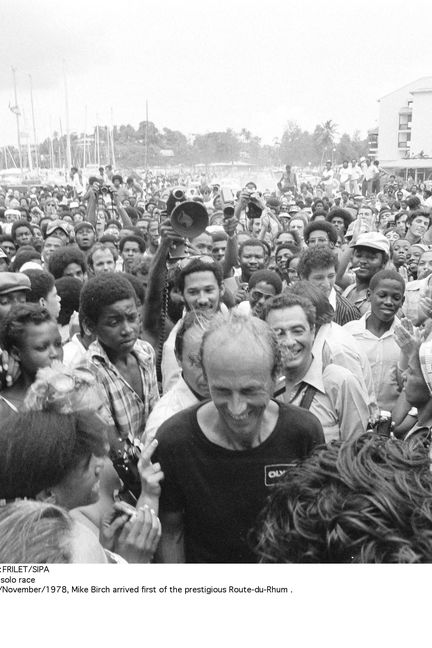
[1,0,432,149]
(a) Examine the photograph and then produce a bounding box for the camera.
[368,410,393,436]
[246,190,263,219]
[109,437,142,506]
[172,186,186,202]
[100,185,115,195]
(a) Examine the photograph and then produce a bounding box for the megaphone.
[170,201,209,239]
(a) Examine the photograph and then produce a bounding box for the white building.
[377,77,432,163]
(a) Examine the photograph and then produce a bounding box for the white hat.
[351,232,390,255]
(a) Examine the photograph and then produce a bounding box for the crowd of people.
[2,158,432,563]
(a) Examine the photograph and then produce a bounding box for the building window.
[398,131,411,148]
[399,112,411,129]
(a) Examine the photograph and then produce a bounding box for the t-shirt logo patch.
[264,464,295,486]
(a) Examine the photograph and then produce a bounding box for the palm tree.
[313,120,338,164]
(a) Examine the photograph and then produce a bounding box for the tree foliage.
[4,116,370,169]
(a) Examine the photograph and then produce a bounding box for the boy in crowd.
[23,269,61,322]
[79,273,159,441]
[343,269,405,412]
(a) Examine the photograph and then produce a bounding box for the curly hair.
[407,209,432,228]
[0,303,53,351]
[297,246,339,279]
[119,235,146,254]
[23,269,55,302]
[369,268,405,292]
[10,245,41,272]
[304,220,338,246]
[248,269,283,294]
[79,273,135,327]
[11,219,33,241]
[275,243,299,260]
[286,281,335,326]
[326,208,353,231]
[48,246,87,279]
[55,276,82,326]
[276,229,301,248]
[176,257,223,293]
[254,431,432,563]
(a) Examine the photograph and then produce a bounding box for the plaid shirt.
[80,339,159,441]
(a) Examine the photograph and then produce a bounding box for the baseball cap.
[351,232,390,255]
[0,272,31,295]
[288,205,301,214]
[74,221,95,234]
[46,219,70,238]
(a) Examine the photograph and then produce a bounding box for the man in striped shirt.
[297,246,361,326]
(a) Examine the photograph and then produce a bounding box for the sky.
[1,0,432,151]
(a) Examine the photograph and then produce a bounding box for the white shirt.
[343,314,402,412]
[277,352,369,444]
[314,321,377,417]
[62,334,87,368]
[143,376,199,443]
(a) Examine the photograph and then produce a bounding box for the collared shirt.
[62,333,87,368]
[314,322,377,417]
[342,283,370,315]
[80,338,159,441]
[276,352,369,444]
[329,287,361,326]
[343,314,402,412]
[402,275,430,324]
[143,375,199,444]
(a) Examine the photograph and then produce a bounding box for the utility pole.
[96,116,100,167]
[63,60,72,171]
[49,116,55,170]
[144,99,148,171]
[105,125,110,164]
[11,67,23,174]
[110,107,116,168]
[83,106,87,170]
[28,74,39,171]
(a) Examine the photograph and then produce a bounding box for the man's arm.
[112,191,133,227]
[85,186,97,228]
[222,215,239,278]
[336,220,362,289]
[142,221,183,347]
[155,511,185,563]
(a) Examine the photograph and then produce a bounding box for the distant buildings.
[372,77,432,182]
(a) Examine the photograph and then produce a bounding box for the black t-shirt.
[154,401,324,563]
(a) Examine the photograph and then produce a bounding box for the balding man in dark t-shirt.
[154,311,324,563]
